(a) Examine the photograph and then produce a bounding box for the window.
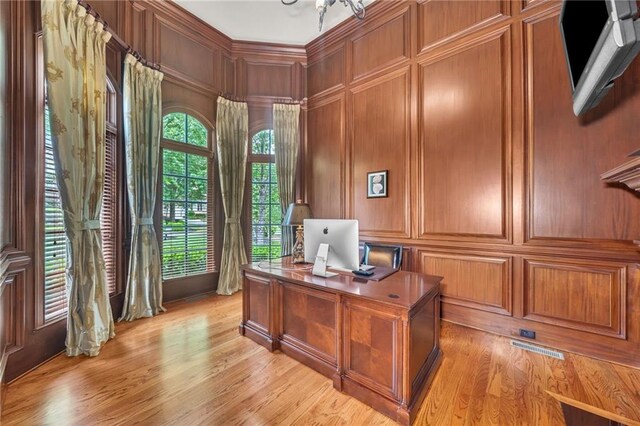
[161,112,215,280]
[249,130,282,261]
[42,81,118,322]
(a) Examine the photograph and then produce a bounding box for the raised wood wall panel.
[96,1,121,37]
[306,95,345,219]
[130,3,149,58]
[351,8,410,82]
[222,54,235,94]
[523,258,626,338]
[0,0,9,249]
[163,81,216,128]
[419,29,510,241]
[418,0,506,52]
[157,18,216,90]
[246,61,294,98]
[308,47,344,97]
[418,251,512,315]
[525,13,640,244]
[350,69,411,238]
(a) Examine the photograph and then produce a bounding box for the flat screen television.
[559,0,640,115]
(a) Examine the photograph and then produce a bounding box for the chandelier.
[281,0,366,31]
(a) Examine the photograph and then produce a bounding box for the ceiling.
[172,0,374,46]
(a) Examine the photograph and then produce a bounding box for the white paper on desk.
[312,243,330,276]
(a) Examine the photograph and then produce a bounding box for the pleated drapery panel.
[120,54,165,321]
[41,0,115,356]
[273,103,300,256]
[216,97,249,295]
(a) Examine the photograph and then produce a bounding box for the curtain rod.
[77,0,161,71]
[218,92,247,103]
[273,98,305,105]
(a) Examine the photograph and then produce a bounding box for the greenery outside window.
[249,129,281,261]
[161,112,215,280]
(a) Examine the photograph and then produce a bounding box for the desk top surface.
[241,258,442,310]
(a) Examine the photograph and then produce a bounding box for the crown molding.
[232,40,307,62]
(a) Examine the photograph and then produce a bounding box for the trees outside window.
[248,130,281,261]
[161,112,215,279]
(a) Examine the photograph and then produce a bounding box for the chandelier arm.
[347,0,365,19]
[318,5,327,31]
[281,0,299,5]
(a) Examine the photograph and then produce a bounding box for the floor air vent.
[510,340,565,360]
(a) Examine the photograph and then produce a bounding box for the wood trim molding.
[0,250,31,293]
[232,40,306,62]
[601,156,640,193]
[417,0,510,55]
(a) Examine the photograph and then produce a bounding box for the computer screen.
[303,219,359,271]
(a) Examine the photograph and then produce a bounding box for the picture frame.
[367,170,388,198]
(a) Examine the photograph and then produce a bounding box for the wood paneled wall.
[0,0,305,385]
[305,0,640,367]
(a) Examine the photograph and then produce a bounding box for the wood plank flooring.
[1,292,639,425]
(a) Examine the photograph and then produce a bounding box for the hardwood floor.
[1,292,639,425]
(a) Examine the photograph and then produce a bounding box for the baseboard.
[0,350,8,417]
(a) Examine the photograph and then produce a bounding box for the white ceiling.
[172,0,374,46]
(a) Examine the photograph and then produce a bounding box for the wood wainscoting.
[305,0,640,367]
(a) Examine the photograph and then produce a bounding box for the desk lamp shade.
[283,201,313,263]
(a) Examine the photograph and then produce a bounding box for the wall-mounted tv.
[559,0,640,116]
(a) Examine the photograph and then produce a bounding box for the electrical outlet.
[519,329,536,339]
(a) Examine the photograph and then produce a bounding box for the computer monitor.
[303,219,359,271]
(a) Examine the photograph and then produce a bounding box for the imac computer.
[304,219,359,277]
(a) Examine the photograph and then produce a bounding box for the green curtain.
[273,103,300,256]
[216,97,249,295]
[120,54,165,321]
[41,0,114,356]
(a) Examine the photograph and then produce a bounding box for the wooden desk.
[239,260,443,425]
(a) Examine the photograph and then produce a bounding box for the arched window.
[248,129,281,261]
[160,112,215,280]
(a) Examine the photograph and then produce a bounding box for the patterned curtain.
[273,104,300,256]
[216,97,248,295]
[41,0,114,356]
[120,54,164,321]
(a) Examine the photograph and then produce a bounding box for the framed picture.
[367,170,388,198]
